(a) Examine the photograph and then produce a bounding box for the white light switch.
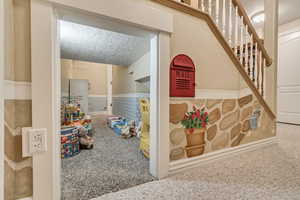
[22,127,47,156]
[29,128,47,154]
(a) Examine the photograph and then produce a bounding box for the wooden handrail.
[151,0,276,120]
[232,0,272,67]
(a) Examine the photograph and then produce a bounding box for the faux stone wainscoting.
[4,100,33,200]
[169,95,276,161]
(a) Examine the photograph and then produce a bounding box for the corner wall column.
[264,0,279,116]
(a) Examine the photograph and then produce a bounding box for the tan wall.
[112,65,150,95]
[61,59,73,95]
[128,52,150,81]
[13,0,31,82]
[112,66,135,94]
[4,0,33,199]
[61,59,108,95]
[4,0,15,81]
[141,0,241,90]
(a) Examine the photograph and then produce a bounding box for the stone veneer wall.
[4,0,33,199]
[169,94,276,161]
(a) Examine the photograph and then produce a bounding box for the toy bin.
[61,127,80,159]
[112,121,128,136]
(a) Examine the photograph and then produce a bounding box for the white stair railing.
[180,0,271,98]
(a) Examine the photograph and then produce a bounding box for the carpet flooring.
[93,123,300,200]
[61,116,155,200]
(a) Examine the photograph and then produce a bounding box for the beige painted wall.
[61,59,108,95]
[112,66,135,94]
[4,0,15,81]
[4,0,33,199]
[113,51,151,94]
[13,0,31,82]
[128,52,150,81]
[112,65,150,94]
[61,57,150,96]
[4,0,31,81]
[140,0,241,90]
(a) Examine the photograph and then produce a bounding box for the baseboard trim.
[169,137,278,175]
[112,93,149,98]
[89,111,108,115]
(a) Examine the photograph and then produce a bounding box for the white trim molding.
[112,93,150,98]
[171,88,252,100]
[4,80,32,100]
[17,197,33,200]
[88,94,107,98]
[169,137,278,175]
[195,89,240,99]
[47,0,173,33]
[88,111,108,115]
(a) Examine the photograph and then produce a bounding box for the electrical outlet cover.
[28,128,47,154]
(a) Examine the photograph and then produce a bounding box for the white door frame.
[31,0,172,200]
[107,64,113,115]
[0,0,5,199]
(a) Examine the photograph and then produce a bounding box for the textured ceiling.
[241,0,300,25]
[60,20,150,67]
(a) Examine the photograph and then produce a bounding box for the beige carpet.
[61,115,155,200]
[93,123,300,200]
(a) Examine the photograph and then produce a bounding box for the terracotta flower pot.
[184,127,206,157]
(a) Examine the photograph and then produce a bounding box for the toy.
[78,126,94,149]
[139,98,150,158]
[60,127,80,159]
[121,125,130,138]
[129,120,137,137]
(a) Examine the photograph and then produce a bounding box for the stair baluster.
[215,0,220,27]
[245,25,249,72]
[228,0,233,47]
[222,0,226,36]
[151,0,275,119]
[249,34,254,82]
[262,58,265,97]
[239,16,244,64]
[234,6,239,56]
[208,0,212,15]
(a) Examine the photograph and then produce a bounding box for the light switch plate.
[29,128,47,154]
[22,127,47,157]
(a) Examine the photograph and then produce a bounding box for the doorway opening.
[59,20,157,199]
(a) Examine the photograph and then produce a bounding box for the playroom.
[59,19,155,199]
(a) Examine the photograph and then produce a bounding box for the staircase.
[152,0,275,120]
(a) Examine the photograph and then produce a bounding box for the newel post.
[264,0,279,117]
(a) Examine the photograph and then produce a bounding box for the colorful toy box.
[61,127,80,159]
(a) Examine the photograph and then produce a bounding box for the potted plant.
[181,105,209,158]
